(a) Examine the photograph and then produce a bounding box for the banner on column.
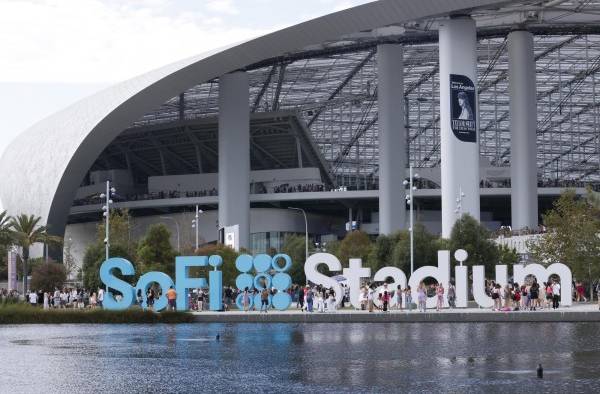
[450,74,477,143]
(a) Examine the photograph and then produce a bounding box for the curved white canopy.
[0,0,507,235]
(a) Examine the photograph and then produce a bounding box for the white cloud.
[206,0,239,15]
[0,0,267,82]
[0,0,373,159]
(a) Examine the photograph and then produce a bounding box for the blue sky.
[0,0,373,160]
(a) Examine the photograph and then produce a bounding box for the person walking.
[447,282,456,309]
[306,286,314,312]
[396,285,403,310]
[197,289,205,312]
[545,282,553,309]
[97,287,104,308]
[28,290,38,307]
[316,288,325,313]
[530,280,540,311]
[382,291,390,312]
[404,286,413,312]
[436,283,445,312]
[296,286,304,311]
[491,284,501,311]
[367,286,375,313]
[147,288,156,309]
[359,287,368,311]
[576,281,587,302]
[43,292,49,310]
[552,280,561,309]
[417,283,427,312]
[326,290,336,312]
[260,288,269,313]
[166,286,177,311]
[242,287,250,312]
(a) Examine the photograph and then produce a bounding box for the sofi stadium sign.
[100,250,573,311]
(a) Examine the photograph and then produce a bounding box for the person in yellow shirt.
[166,286,177,311]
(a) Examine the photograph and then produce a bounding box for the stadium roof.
[2,0,600,235]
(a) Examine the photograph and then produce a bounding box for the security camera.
[103,238,108,245]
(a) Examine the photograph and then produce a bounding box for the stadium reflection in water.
[2,323,600,393]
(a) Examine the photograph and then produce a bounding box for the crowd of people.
[2,287,108,309]
[480,178,600,191]
[72,188,218,206]
[486,278,563,311]
[272,183,326,194]
[4,277,599,312]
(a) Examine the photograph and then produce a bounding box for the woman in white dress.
[457,91,474,120]
[43,292,49,310]
[326,291,336,312]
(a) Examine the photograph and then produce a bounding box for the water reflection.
[1,323,600,393]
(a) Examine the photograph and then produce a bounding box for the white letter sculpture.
[408,250,451,308]
[472,265,508,308]
[305,252,344,306]
[513,263,572,307]
[373,266,407,308]
[342,259,371,309]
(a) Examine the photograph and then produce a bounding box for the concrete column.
[439,16,480,238]
[377,44,406,235]
[218,72,250,248]
[508,30,538,230]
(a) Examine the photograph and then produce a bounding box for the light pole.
[100,181,116,261]
[289,207,308,264]
[160,216,180,252]
[403,165,419,275]
[191,205,203,250]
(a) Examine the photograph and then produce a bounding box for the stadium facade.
[2,0,600,265]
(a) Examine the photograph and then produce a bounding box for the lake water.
[1,323,600,393]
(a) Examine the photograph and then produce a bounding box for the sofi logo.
[100,255,225,312]
[100,253,294,312]
[234,254,293,310]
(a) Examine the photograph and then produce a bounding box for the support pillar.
[377,44,406,234]
[439,16,480,238]
[508,30,538,230]
[218,72,250,249]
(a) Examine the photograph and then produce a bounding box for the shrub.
[0,304,195,324]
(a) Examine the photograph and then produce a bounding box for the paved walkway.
[191,303,600,323]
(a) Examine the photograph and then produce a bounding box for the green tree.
[367,231,403,271]
[449,214,499,274]
[81,209,138,290]
[63,238,77,280]
[194,243,240,287]
[30,262,67,292]
[337,231,372,266]
[97,209,137,257]
[0,210,11,246]
[137,224,176,277]
[82,243,134,291]
[497,244,519,266]
[10,214,62,291]
[390,224,438,273]
[529,189,600,279]
[281,234,307,284]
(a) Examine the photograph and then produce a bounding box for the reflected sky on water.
[1,323,600,393]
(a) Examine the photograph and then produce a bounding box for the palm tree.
[10,214,62,292]
[0,210,11,247]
